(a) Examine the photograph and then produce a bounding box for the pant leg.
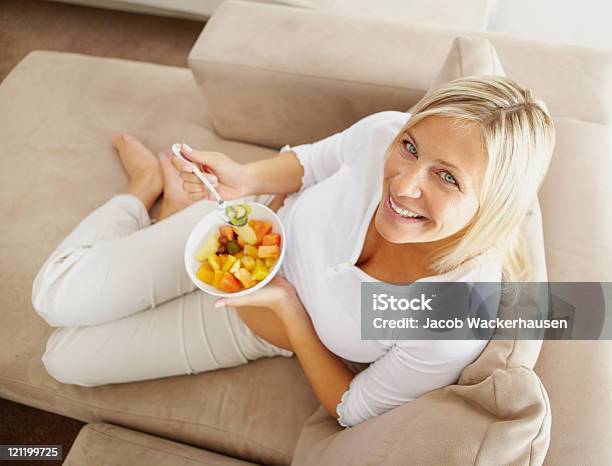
[42,287,292,387]
[40,192,292,386]
[32,194,218,327]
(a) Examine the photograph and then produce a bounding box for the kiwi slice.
[226,203,250,227]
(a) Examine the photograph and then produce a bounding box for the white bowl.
[184,202,286,298]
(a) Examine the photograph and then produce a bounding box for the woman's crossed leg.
[32,135,207,327]
[32,135,292,385]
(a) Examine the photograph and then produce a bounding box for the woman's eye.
[401,139,417,155]
[440,171,457,186]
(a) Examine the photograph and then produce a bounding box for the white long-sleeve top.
[275,111,502,428]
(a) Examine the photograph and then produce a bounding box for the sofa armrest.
[63,423,257,465]
[188,0,462,149]
[292,365,551,466]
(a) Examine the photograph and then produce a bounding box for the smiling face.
[374,116,489,247]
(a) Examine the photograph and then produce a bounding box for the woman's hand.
[172,144,251,202]
[213,276,302,317]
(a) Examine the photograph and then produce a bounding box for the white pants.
[32,193,293,387]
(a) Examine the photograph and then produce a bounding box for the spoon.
[171,143,230,223]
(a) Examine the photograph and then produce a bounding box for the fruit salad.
[194,217,281,293]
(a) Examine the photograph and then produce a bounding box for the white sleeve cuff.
[280,143,314,193]
[336,387,352,428]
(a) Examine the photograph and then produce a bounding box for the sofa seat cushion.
[0,51,318,466]
[64,423,259,465]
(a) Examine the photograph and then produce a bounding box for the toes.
[170,153,191,173]
[112,133,142,150]
[112,133,139,150]
[111,133,127,149]
[160,152,188,189]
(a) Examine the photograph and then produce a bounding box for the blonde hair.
[386,76,555,282]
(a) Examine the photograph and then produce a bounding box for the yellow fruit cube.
[251,259,269,281]
[233,225,257,245]
[258,245,280,259]
[241,255,255,271]
[195,232,220,262]
[208,254,221,271]
[244,244,259,258]
[234,267,254,288]
[264,257,277,268]
[213,270,224,288]
[196,263,215,284]
[221,255,237,273]
[229,258,242,274]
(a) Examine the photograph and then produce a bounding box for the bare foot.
[157,151,194,221]
[112,134,163,211]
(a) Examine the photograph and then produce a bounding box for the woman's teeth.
[389,196,424,219]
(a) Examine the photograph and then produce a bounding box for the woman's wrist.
[241,151,304,197]
[240,162,260,197]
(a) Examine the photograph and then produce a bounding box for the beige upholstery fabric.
[190,1,612,150]
[0,51,318,466]
[430,35,505,83]
[64,423,258,465]
[294,368,549,465]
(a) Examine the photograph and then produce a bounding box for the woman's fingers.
[180,143,193,157]
[170,156,181,170]
[180,171,198,183]
[183,181,203,194]
[185,192,206,202]
[177,165,218,185]
[181,144,211,166]
[183,175,218,192]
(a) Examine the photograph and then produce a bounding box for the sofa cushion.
[64,423,258,465]
[292,36,551,465]
[0,51,318,466]
[427,35,505,90]
[294,368,549,466]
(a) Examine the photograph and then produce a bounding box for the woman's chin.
[375,211,422,244]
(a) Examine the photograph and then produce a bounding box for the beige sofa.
[1,1,611,464]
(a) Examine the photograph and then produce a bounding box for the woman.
[32,76,555,428]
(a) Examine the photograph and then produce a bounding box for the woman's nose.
[395,169,423,198]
